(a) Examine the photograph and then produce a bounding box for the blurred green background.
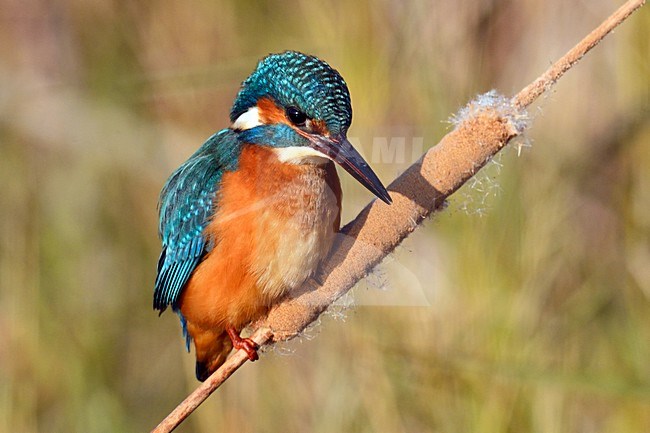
[1,1,649,432]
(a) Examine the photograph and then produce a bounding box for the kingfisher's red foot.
[226,327,259,361]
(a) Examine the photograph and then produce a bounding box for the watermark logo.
[348,133,428,166]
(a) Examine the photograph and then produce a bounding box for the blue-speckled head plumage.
[230,51,352,137]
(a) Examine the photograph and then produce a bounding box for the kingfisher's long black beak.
[309,134,392,205]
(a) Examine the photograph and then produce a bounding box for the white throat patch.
[272,146,332,165]
[231,106,262,130]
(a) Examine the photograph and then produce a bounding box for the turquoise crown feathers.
[229,51,352,136]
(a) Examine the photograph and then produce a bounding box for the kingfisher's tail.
[193,328,233,382]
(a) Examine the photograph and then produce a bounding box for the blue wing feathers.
[154,129,241,313]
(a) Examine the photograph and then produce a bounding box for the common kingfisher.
[154,51,391,381]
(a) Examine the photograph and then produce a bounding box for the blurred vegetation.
[1,1,649,432]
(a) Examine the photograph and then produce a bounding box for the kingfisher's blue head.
[229,51,391,204]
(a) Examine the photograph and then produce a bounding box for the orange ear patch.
[257,97,289,125]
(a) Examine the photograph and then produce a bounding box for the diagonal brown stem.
[512,0,645,109]
[150,1,645,431]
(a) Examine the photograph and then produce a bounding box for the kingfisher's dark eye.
[286,106,308,126]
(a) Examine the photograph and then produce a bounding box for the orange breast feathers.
[178,144,342,331]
